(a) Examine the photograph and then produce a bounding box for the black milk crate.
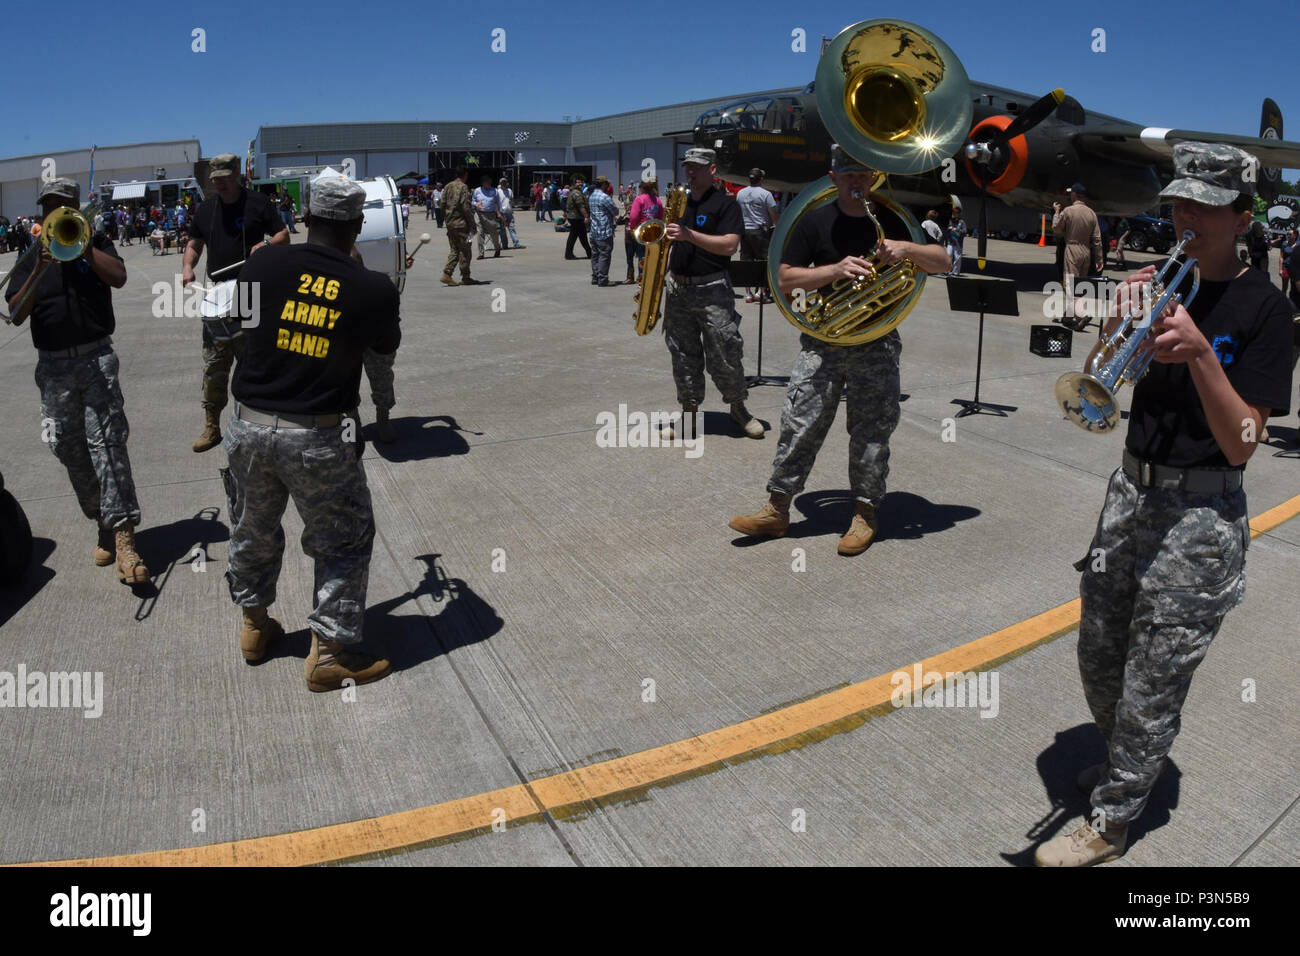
[1030,324,1072,358]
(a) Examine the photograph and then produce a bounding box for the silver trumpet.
[1055,230,1200,433]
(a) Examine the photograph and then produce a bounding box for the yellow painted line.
[15,493,1300,867]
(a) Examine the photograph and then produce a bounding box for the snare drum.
[200,278,243,340]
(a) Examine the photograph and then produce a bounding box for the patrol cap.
[683,148,716,166]
[38,177,80,204]
[830,144,872,174]
[594,175,610,187]
[309,176,366,221]
[748,167,765,179]
[1067,182,1087,195]
[209,153,241,179]
[1158,142,1256,206]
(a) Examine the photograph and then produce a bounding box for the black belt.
[38,337,112,360]
[1122,451,1242,494]
[670,271,727,286]
[235,403,344,430]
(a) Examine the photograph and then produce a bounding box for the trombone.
[1055,231,1200,432]
[1,200,101,324]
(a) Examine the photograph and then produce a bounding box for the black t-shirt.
[231,244,401,415]
[668,187,744,276]
[190,188,284,279]
[780,199,917,298]
[1126,267,1293,468]
[7,233,120,350]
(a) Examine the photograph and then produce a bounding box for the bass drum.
[354,175,409,293]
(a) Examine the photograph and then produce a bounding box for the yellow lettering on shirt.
[276,328,290,349]
[294,302,311,324]
[280,300,296,322]
[315,337,329,358]
[327,309,341,330]
[308,304,330,327]
[288,331,302,353]
[301,333,316,356]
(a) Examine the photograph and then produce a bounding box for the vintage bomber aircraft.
[688,20,1300,261]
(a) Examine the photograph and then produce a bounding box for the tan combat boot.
[114,524,150,584]
[375,407,396,443]
[837,504,879,556]
[304,633,391,693]
[192,406,222,453]
[239,606,284,662]
[729,493,791,538]
[660,404,699,442]
[730,402,765,439]
[1034,819,1128,867]
[93,526,115,566]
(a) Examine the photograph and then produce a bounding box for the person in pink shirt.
[625,178,663,284]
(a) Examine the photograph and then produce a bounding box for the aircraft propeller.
[964,88,1066,269]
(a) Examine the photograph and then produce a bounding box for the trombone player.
[728,146,949,555]
[1037,143,1293,866]
[3,178,149,585]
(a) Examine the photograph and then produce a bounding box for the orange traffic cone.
[1038,214,1047,247]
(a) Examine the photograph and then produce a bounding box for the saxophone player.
[728,146,949,555]
[659,148,763,441]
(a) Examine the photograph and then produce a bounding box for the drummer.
[182,153,289,454]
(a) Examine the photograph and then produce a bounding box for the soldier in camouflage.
[1036,143,1295,866]
[5,177,149,585]
[439,165,479,287]
[659,149,764,443]
[729,146,950,554]
[223,176,401,692]
[564,174,591,259]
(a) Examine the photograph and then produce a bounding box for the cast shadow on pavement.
[369,415,483,462]
[0,537,56,630]
[729,489,980,546]
[1000,723,1182,866]
[256,554,502,675]
[132,507,229,620]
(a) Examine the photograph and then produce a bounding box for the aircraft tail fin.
[1259,98,1283,202]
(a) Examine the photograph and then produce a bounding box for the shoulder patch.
[1211,334,1237,367]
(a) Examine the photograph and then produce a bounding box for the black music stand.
[730,260,785,388]
[947,275,1019,418]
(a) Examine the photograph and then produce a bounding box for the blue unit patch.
[1211,334,1237,367]
[695,214,707,227]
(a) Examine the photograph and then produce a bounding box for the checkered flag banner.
[428,133,438,146]
[514,131,531,144]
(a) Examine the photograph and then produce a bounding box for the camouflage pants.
[200,326,246,411]
[221,414,376,644]
[1077,467,1248,826]
[662,276,748,406]
[362,349,396,411]
[35,346,141,529]
[768,332,902,507]
[443,227,472,279]
[475,211,501,255]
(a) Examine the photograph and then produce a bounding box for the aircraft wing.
[1074,125,1300,170]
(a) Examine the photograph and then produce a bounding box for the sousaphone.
[767,19,972,345]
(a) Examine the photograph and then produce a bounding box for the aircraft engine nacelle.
[964,115,1029,195]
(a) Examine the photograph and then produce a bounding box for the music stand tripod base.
[732,259,786,388]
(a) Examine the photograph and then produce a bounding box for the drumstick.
[209,259,246,280]
[404,234,432,269]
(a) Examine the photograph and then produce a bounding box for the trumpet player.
[4,178,149,585]
[1037,143,1294,867]
[728,146,949,555]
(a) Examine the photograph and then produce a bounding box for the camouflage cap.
[683,147,716,166]
[830,144,871,174]
[1158,142,1256,206]
[38,177,80,203]
[309,176,366,221]
[209,153,241,179]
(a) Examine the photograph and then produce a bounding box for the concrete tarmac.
[0,217,1296,866]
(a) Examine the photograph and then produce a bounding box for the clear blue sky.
[4,0,1295,179]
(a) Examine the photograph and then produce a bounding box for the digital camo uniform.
[441,177,475,282]
[1075,468,1247,827]
[768,331,901,505]
[223,420,375,643]
[362,348,395,411]
[663,277,749,406]
[38,346,142,530]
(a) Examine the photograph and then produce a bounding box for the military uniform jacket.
[566,188,588,222]
[441,180,474,230]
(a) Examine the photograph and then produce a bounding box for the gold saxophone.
[632,184,688,335]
